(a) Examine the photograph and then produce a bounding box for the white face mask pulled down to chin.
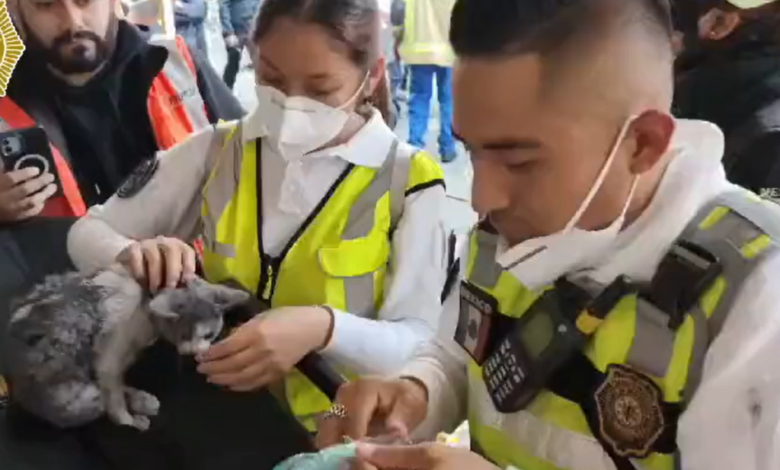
[253,76,368,215]
[502,117,640,291]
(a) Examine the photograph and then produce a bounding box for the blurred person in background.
[673,0,780,196]
[0,0,243,224]
[220,0,260,89]
[397,0,457,163]
[387,0,406,121]
[175,0,208,57]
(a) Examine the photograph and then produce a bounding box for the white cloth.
[400,120,780,470]
[67,107,452,377]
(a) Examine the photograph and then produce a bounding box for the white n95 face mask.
[504,117,640,291]
[254,76,367,161]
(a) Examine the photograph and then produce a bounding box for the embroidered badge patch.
[0,3,24,97]
[595,364,665,459]
[117,158,159,199]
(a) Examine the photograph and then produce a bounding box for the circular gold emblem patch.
[0,2,24,97]
[594,364,665,458]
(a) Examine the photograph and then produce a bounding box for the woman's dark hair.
[253,0,392,124]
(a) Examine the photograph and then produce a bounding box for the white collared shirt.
[67,107,451,376]
[402,120,780,470]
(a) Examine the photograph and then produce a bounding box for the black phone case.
[0,127,63,198]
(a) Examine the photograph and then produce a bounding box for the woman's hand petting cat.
[196,306,334,391]
[117,236,197,292]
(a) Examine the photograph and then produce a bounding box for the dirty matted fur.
[6,266,250,431]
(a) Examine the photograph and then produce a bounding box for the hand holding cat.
[117,236,197,292]
[196,306,334,391]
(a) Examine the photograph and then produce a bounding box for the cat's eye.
[24,333,45,347]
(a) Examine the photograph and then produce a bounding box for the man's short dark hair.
[450,0,674,59]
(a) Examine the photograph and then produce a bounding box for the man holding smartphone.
[0,0,244,224]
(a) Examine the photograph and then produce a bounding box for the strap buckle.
[644,240,722,330]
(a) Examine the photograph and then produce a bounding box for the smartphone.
[0,127,62,197]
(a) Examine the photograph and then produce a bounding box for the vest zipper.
[262,261,274,301]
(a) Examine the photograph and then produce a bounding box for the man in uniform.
[0,0,243,223]
[673,0,780,198]
[317,1,780,470]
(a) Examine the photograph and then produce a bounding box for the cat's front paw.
[125,388,160,416]
[108,409,136,428]
[131,415,151,432]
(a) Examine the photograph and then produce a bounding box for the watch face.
[520,309,555,359]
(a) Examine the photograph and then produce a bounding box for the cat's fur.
[5,266,250,431]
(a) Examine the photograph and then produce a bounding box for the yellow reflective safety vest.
[459,190,780,470]
[399,0,456,67]
[200,122,445,430]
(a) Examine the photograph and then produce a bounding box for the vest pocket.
[317,231,391,278]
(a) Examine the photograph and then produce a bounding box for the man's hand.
[316,378,429,449]
[0,166,57,222]
[116,236,197,292]
[355,443,500,470]
[224,34,240,48]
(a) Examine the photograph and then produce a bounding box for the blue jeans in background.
[389,60,404,118]
[408,64,456,162]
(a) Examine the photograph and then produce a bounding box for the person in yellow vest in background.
[397,0,458,163]
[68,0,453,433]
[318,1,780,469]
[0,0,242,224]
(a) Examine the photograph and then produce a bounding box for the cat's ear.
[208,284,251,310]
[148,291,180,320]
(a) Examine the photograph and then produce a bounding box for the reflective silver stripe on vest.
[340,140,411,317]
[470,229,502,288]
[201,122,244,257]
[626,190,780,397]
[679,191,779,401]
[153,37,210,132]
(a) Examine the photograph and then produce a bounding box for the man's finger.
[14,202,45,220]
[357,443,436,470]
[1,167,41,188]
[6,173,54,202]
[24,183,57,206]
[383,392,423,438]
[344,387,381,441]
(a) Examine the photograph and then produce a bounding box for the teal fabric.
[272,443,358,470]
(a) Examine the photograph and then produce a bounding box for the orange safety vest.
[0,36,210,218]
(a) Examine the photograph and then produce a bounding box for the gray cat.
[5,266,250,431]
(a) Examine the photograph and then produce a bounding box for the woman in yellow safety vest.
[67,0,452,431]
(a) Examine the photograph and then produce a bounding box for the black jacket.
[674,44,780,195]
[6,21,245,207]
